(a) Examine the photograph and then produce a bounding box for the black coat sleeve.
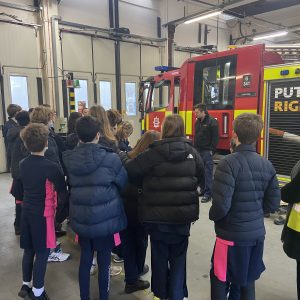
[192,148,205,185]
[281,171,300,204]
[48,165,67,194]
[125,148,161,179]
[209,158,235,222]
[263,168,280,213]
[211,119,219,152]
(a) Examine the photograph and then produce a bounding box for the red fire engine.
[139,44,283,153]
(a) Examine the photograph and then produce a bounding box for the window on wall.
[125,82,137,116]
[99,81,112,110]
[9,76,29,111]
[74,79,88,113]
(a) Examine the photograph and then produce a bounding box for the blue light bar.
[280,70,289,76]
[155,66,173,72]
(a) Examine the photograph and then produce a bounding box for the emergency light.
[155,66,178,73]
[280,70,290,76]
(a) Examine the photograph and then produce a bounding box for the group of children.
[3,102,300,300]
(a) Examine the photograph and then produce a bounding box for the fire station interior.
[1,0,300,299]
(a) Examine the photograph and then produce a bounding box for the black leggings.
[210,269,255,300]
[22,249,50,288]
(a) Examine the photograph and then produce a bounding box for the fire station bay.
[3,1,300,300]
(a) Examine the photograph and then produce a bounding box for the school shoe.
[48,249,70,262]
[18,285,31,298]
[110,265,122,276]
[201,196,211,203]
[25,291,50,300]
[112,254,124,263]
[138,264,149,277]
[14,225,21,236]
[125,279,150,294]
[274,216,285,225]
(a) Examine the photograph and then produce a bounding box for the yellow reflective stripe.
[165,111,172,116]
[277,176,291,182]
[186,111,193,135]
[69,101,75,106]
[146,114,149,130]
[234,110,257,119]
[261,81,267,156]
[141,119,145,131]
[69,92,75,97]
[264,65,300,81]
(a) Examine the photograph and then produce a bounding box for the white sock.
[23,281,31,287]
[32,287,44,297]
[92,257,97,265]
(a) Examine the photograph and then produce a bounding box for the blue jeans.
[78,236,113,300]
[150,234,188,300]
[121,223,148,284]
[199,150,214,198]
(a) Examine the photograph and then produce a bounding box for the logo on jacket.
[187,154,194,159]
[153,117,160,128]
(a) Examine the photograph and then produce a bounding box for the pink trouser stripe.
[16,200,23,204]
[114,233,121,246]
[213,237,234,282]
[44,179,57,249]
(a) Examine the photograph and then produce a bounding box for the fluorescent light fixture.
[184,11,222,25]
[253,31,288,41]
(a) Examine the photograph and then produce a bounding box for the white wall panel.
[119,1,159,37]
[58,0,109,28]
[93,39,116,75]
[0,24,39,68]
[174,51,190,68]
[141,45,161,77]
[120,43,140,76]
[61,33,93,72]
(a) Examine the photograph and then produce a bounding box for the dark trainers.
[139,264,149,277]
[25,291,50,300]
[18,285,31,298]
[125,279,150,294]
[274,216,285,225]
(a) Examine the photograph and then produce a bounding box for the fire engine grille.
[268,80,300,176]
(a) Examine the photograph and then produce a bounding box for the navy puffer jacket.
[63,143,128,238]
[210,144,280,241]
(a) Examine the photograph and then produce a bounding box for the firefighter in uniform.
[194,104,219,203]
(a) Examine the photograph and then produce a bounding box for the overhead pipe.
[58,20,166,43]
[0,18,41,29]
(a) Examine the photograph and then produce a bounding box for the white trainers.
[110,265,122,276]
[48,249,70,262]
[90,263,97,275]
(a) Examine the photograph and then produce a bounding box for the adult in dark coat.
[281,166,300,300]
[210,113,280,300]
[8,111,30,235]
[3,104,22,170]
[124,115,204,300]
[119,130,160,294]
[63,116,128,300]
[194,103,219,203]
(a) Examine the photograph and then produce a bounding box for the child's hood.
[63,143,108,176]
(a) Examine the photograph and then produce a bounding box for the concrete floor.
[0,172,297,300]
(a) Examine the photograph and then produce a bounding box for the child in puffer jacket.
[63,116,128,300]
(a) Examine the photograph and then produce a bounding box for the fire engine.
[139,44,300,177]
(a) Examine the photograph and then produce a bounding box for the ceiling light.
[253,31,288,41]
[184,11,223,25]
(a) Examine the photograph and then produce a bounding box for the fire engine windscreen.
[194,55,237,110]
[144,80,170,111]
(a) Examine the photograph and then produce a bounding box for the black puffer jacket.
[210,144,281,241]
[11,136,29,179]
[66,133,79,150]
[124,137,204,224]
[119,151,142,224]
[6,126,22,169]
